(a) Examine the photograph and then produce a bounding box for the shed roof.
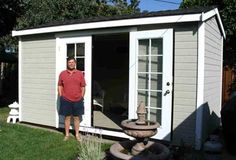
[12,6,225,38]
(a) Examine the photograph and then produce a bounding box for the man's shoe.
[75,135,82,142]
[63,136,70,141]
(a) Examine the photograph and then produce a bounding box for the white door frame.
[56,36,92,128]
[129,29,173,140]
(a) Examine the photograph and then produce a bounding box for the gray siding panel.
[204,17,222,117]
[202,17,223,140]
[172,26,198,145]
[21,35,56,127]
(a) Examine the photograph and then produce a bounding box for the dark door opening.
[92,33,129,130]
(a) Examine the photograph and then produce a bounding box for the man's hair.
[67,57,76,62]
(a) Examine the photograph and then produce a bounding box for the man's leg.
[73,116,81,141]
[64,116,71,137]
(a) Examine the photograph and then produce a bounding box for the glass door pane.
[137,38,163,125]
[67,44,75,58]
[66,43,85,71]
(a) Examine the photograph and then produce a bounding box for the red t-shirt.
[58,70,86,102]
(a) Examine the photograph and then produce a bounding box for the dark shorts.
[59,96,84,119]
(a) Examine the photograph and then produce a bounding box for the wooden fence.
[222,65,235,105]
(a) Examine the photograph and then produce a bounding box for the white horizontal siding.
[175,42,197,49]
[21,35,56,127]
[175,70,197,77]
[172,25,198,145]
[175,63,197,70]
[175,76,196,85]
[174,91,196,99]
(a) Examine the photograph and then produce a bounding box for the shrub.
[78,134,104,160]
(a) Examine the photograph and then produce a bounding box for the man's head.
[67,57,76,70]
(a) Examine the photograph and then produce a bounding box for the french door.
[57,36,92,127]
[129,29,173,140]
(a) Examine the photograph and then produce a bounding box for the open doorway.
[92,33,129,130]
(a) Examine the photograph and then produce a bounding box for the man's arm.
[58,85,63,96]
[81,87,85,98]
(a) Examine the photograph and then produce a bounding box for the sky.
[129,0,183,12]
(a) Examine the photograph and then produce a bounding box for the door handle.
[164,90,170,96]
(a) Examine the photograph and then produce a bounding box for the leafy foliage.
[16,0,140,30]
[180,0,236,66]
[0,0,140,55]
[0,35,18,53]
[0,0,23,36]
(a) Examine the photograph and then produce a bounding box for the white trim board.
[58,123,132,139]
[12,8,225,38]
[18,38,22,121]
[195,21,205,150]
[12,14,201,36]
[55,27,137,38]
[201,8,225,38]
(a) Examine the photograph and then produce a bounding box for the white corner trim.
[12,13,201,37]
[55,37,60,128]
[195,21,205,150]
[18,38,22,121]
[219,37,224,110]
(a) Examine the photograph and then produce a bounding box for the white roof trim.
[214,8,226,38]
[12,8,225,38]
[12,14,201,36]
[201,8,226,38]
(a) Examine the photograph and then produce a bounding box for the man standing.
[58,57,86,141]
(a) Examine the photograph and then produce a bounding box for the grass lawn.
[0,106,207,160]
[0,106,111,160]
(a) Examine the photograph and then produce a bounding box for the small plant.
[78,134,104,160]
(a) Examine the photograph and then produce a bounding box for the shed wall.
[21,34,56,126]
[172,26,198,145]
[20,23,199,145]
[203,17,222,136]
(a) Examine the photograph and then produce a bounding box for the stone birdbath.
[110,102,170,160]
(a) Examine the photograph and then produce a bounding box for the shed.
[12,6,225,149]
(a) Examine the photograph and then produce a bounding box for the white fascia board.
[202,8,226,38]
[12,13,201,37]
[214,8,226,38]
[201,9,216,21]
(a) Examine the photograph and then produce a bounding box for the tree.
[0,0,23,37]
[0,0,140,53]
[16,0,140,30]
[180,0,236,66]
[0,0,24,52]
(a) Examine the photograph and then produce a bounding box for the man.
[58,57,86,141]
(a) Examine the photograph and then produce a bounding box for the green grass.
[0,106,111,160]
